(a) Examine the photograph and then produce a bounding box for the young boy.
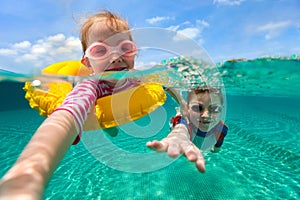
[173,87,228,152]
[147,86,228,171]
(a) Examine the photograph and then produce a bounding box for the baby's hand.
[146,124,206,173]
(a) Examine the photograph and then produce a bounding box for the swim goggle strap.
[84,40,137,60]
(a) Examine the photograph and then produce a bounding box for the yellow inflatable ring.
[24,60,167,128]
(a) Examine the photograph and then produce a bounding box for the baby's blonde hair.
[80,10,132,53]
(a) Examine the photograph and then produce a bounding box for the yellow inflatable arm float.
[24,60,166,128]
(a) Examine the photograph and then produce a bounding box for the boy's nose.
[201,110,209,118]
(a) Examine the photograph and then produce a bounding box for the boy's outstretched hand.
[146,124,206,173]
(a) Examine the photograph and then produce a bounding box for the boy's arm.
[147,117,206,173]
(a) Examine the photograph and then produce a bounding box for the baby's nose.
[110,53,123,63]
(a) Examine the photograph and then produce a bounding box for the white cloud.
[213,0,244,6]
[175,28,200,41]
[256,21,292,40]
[170,20,209,44]
[196,20,210,28]
[32,44,47,54]
[167,25,180,32]
[65,36,81,48]
[146,16,174,25]
[12,41,31,49]
[19,53,38,62]
[47,33,66,43]
[257,21,291,32]
[0,48,17,56]
[0,33,82,72]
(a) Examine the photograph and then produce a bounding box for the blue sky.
[0,0,299,73]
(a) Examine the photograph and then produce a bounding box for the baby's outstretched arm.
[0,110,78,200]
[0,79,101,200]
[147,124,206,173]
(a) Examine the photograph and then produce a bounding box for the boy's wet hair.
[187,86,224,105]
[80,10,132,53]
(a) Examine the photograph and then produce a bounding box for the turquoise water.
[0,57,299,199]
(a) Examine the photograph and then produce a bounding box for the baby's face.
[82,20,135,74]
[188,91,223,132]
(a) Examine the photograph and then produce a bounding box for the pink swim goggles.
[85,40,137,60]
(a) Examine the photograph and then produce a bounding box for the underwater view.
[1,0,300,199]
[0,56,299,199]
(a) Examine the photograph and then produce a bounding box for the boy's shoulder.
[217,121,228,135]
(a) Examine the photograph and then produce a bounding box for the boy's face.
[188,91,223,132]
[82,20,135,74]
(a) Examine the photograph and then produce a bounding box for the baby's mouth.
[105,62,128,72]
[105,67,128,72]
